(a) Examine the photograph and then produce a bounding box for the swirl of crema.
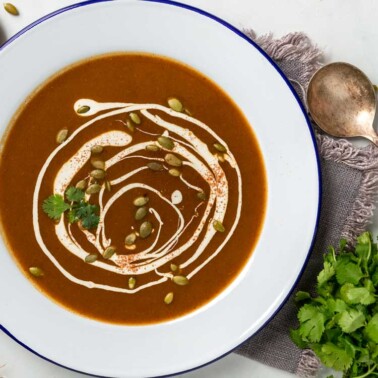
[33,99,242,293]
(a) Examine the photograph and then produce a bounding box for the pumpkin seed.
[213,220,225,233]
[91,144,103,154]
[146,144,159,152]
[91,159,105,170]
[90,169,106,179]
[164,292,174,305]
[126,119,135,133]
[165,153,182,167]
[213,143,227,152]
[172,275,189,286]
[76,179,87,190]
[56,129,68,144]
[147,162,164,171]
[128,277,136,289]
[140,221,153,239]
[130,112,141,124]
[105,180,112,192]
[29,267,44,277]
[125,232,137,245]
[125,244,136,250]
[86,184,101,194]
[3,3,18,15]
[197,192,206,201]
[168,97,183,112]
[77,105,90,114]
[170,264,178,272]
[103,246,116,259]
[215,153,225,162]
[135,206,148,221]
[133,196,149,207]
[85,254,98,263]
[168,168,181,177]
[157,136,174,150]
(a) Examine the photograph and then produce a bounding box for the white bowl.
[0,1,320,377]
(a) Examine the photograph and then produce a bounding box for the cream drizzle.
[33,99,242,293]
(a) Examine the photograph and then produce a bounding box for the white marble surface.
[0,1,377,377]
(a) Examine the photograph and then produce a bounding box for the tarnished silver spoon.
[307,62,378,145]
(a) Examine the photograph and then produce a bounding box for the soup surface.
[0,53,266,324]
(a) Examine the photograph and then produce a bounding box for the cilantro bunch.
[291,232,378,377]
[42,186,100,230]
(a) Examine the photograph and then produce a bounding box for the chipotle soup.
[0,53,266,325]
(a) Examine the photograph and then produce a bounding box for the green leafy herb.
[42,194,70,220]
[42,186,99,230]
[291,232,378,377]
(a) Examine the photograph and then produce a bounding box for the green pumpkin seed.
[167,97,183,112]
[77,105,90,114]
[213,143,227,152]
[103,246,116,259]
[133,196,149,207]
[157,136,174,150]
[140,221,153,239]
[75,179,87,190]
[125,232,137,245]
[29,267,44,277]
[86,184,101,194]
[126,119,135,133]
[91,144,103,154]
[128,277,136,289]
[165,153,182,167]
[147,162,164,171]
[170,264,178,272]
[197,192,206,201]
[213,220,225,233]
[130,112,141,124]
[91,159,105,170]
[3,3,18,15]
[105,180,112,192]
[168,168,181,177]
[56,129,68,144]
[135,206,148,221]
[90,169,106,179]
[164,292,174,305]
[146,144,160,152]
[172,275,189,286]
[85,254,98,263]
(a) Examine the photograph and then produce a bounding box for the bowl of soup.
[0,1,320,376]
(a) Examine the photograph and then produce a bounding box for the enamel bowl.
[0,1,320,377]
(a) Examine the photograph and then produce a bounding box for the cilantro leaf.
[66,186,85,203]
[43,186,99,230]
[338,309,365,333]
[42,194,70,220]
[335,258,364,285]
[315,342,353,371]
[327,298,348,314]
[295,291,311,303]
[298,304,325,342]
[74,203,100,230]
[340,283,376,306]
[290,328,308,349]
[318,261,336,287]
[81,212,100,230]
[365,313,378,343]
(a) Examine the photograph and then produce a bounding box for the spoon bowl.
[307,62,378,145]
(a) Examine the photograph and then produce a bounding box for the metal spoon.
[307,62,378,145]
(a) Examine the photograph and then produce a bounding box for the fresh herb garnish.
[291,232,378,377]
[42,186,99,229]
